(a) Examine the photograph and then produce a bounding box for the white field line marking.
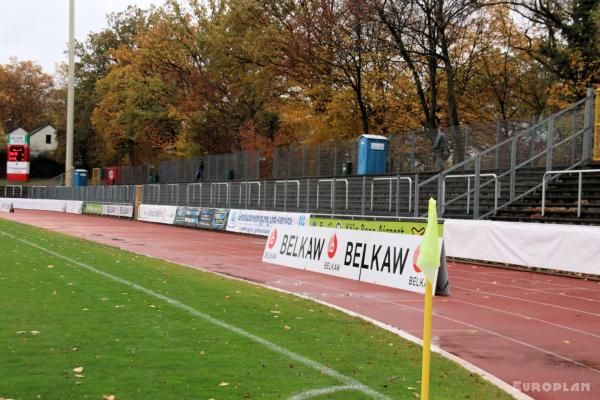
[448,263,600,294]
[288,385,361,400]
[257,286,534,400]
[0,230,391,400]
[451,284,600,317]
[259,277,600,377]
[451,275,600,304]
[111,235,600,375]
[125,237,600,376]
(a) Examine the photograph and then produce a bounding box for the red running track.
[2,211,599,400]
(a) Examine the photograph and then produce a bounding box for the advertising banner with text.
[65,201,84,214]
[212,209,228,230]
[83,202,103,214]
[227,209,310,236]
[103,204,134,218]
[263,225,443,294]
[173,207,229,230]
[310,217,444,237]
[138,204,177,224]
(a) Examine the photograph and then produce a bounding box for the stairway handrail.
[542,169,600,218]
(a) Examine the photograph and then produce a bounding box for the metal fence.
[158,149,260,183]
[2,90,595,221]
[93,118,540,185]
[416,88,594,219]
[3,185,137,204]
[271,119,540,178]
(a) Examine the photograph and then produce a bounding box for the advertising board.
[263,225,443,294]
[227,209,309,236]
[138,204,177,224]
[103,204,134,218]
[310,217,443,237]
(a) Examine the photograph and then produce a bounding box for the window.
[46,135,52,144]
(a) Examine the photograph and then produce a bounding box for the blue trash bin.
[357,135,389,175]
[73,169,88,187]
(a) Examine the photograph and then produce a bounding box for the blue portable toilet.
[357,135,389,175]
[73,169,88,187]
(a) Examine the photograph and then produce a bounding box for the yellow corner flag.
[416,197,441,282]
[417,197,440,400]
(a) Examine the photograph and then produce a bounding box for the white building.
[29,124,58,156]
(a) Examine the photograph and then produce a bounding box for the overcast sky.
[1,0,163,74]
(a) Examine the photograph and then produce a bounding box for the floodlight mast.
[65,0,75,186]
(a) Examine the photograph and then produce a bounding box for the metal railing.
[414,88,595,219]
[317,179,349,210]
[442,174,500,215]
[239,181,261,207]
[2,89,595,222]
[4,185,23,198]
[274,180,300,209]
[542,169,599,217]
[187,183,203,206]
[370,177,412,213]
[211,183,230,207]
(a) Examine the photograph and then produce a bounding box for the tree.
[508,0,600,99]
[0,58,55,131]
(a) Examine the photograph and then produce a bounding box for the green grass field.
[0,218,513,400]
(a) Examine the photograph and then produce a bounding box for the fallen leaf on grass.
[30,331,40,335]
[102,396,116,400]
[270,310,281,314]
[73,367,83,373]
[284,325,291,330]
[219,382,229,387]
[74,374,85,378]
[47,265,54,269]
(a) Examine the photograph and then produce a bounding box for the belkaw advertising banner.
[263,225,447,295]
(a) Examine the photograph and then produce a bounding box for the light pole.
[65,0,75,186]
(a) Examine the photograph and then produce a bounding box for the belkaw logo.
[327,234,337,258]
[279,233,326,261]
[268,228,278,249]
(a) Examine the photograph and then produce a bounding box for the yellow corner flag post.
[417,198,441,400]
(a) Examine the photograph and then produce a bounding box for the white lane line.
[264,279,600,376]
[451,275,600,304]
[444,296,600,340]
[451,284,600,317]
[0,230,391,400]
[448,263,600,294]
[288,385,361,400]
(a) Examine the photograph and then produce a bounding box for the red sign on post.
[7,131,30,181]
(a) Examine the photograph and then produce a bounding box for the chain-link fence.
[268,119,539,178]
[92,118,539,185]
[158,150,260,183]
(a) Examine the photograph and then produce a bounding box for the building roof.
[30,124,56,136]
[8,127,28,136]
